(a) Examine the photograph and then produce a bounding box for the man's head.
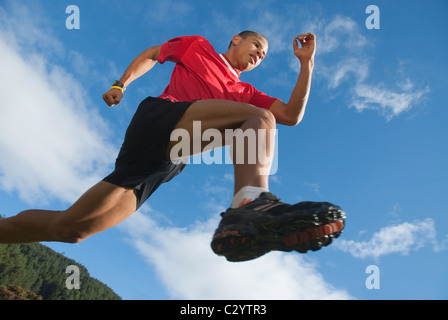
[225,30,268,72]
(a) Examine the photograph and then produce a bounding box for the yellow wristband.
[111,85,124,93]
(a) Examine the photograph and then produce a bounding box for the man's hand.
[293,33,316,63]
[102,88,123,107]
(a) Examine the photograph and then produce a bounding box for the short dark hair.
[228,30,267,49]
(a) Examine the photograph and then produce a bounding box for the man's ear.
[231,34,242,47]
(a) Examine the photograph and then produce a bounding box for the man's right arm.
[103,45,162,107]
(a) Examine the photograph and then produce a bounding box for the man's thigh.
[167,99,271,156]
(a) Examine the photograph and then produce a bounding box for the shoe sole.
[211,203,345,262]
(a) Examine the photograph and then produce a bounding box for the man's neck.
[223,51,239,71]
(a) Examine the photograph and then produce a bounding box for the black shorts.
[103,96,193,209]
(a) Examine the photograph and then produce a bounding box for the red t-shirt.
[157,36,278,109]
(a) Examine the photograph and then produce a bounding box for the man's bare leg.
[0,181,137,244]
[231,114,275,194]
[167,99,276,195]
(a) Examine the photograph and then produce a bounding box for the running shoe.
[211,192,345,262]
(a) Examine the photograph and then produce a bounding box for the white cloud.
[119,208,353,300]
[318,15,368,54]
[312,15,429,121]
[351,82,430,121]
[320,58,369,90]
[0,4,116,204]
[0,2,64,58]
[334,218,447,259]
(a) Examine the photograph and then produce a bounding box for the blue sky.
[0,0,447,300]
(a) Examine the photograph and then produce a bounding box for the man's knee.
[50,213,92,244]
[53,228,89,244]
[250,107,276,128]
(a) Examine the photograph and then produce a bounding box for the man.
[0,31,345,262]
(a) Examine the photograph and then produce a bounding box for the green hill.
[0,242,121,300]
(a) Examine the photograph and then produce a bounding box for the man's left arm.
[269,33,316,126]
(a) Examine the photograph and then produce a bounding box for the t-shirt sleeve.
[158,36,204,64]
[249,88,279,110]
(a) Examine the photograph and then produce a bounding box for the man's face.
[233,35,268,72]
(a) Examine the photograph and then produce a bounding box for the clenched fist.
[103,88,123,107]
